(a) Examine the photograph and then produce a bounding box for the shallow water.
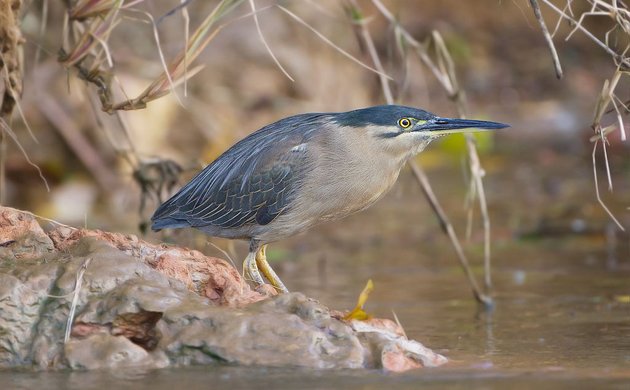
[2,364,629,390]
[4,152,630,388]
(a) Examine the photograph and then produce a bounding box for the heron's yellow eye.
[398,118,412,129]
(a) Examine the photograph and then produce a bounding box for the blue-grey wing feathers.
[151,113,325,233]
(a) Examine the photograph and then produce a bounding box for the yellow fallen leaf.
[344,279,374,321]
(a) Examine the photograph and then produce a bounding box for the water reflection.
[5,154,630,387]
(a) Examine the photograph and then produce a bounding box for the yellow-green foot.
[256,244,289,293]
[243,250,264,286]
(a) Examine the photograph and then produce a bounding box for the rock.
[0,207,54,261]
[158,293,365,368]
[350,319,449,371]
[0,206,447,372]
[64,333,169,370]
[47,226,265,306]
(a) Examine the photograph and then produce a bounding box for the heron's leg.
[255,244,289,293]
[243,241,264,287]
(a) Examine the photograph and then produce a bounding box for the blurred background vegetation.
[3,2,630,378]
[1,0,628,261]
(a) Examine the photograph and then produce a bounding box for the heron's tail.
[150,216,190,231]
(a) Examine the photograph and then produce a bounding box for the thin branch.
[0,52,37,144]
[0,131,5,204]
[249,0,294,81]
[540,0,630,68]
[137,9,186,108]
[431,29,493,292]
[36,92,119,191]
[370,0,449,88]
[529,0,564,79]
[34,0,49,66]
[0,118,50,192]
[2,206,77,229]
[410,163,493,306]
[181,0,190,97]
[355,22,393,102]
[591,140,625,231]
[155,0,193,24]
[367,0,495,302]
[206,241,245,294]
[600,130,613,191]
[277,4,392,80]
[465,137,493,290]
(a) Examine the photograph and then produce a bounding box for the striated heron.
[151,105,508,293]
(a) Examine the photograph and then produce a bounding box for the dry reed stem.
[529,0,564,79]
[409,163,492,307]
[1,0,25,202]
[206,240,245,295]
[277,4,392,80]
[36,92,118,191]
[368,0,495,295]
[180,1,191,97]
[535,0,629,228]
[2,206,77,230]
[348,0,493,305]
[110,0,241,111]
[34,0,48,66]
[592,140,625,231]
[249,0,294,82]
[430,29,494,294]
[541,0,630,68]
[0,117,49,192]
[60,6,120,67]
[70,0,120,20]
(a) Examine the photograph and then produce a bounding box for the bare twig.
[181,0,190,97]
[108,0,242,112]
[465,139,492,290]
[277,4,392,80]
[591,140,625,231]
[410,163,493,306]
[207,240,245,294]
[249,0,294,81]
[36,92,119,191]
[2,206,77,229]
[0,118,49,192]
[370,0,453,91]
[366,0,496,303]
[588,64,628,224]
[391,310,408,339]
[0,131,4,203]
[540,0,630,68]
[143,9,186,108]
[155,0,193,24]
[594,70,626,142]
[65,257,92,343]
[529,0,564,79]
[34,0,49,66]
[431,30,494,292]
[347,6,393,103]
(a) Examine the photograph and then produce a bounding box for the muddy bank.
[0,207,446,372]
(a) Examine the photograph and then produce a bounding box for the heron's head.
[331,105,509,157]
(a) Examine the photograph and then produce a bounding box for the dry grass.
[534,0,629,230]
[3,1,627,305]
[4,0,504,305]
[0,0,47,202]
[345,0,495,305]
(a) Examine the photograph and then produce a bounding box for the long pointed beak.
[421,117,510,135]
